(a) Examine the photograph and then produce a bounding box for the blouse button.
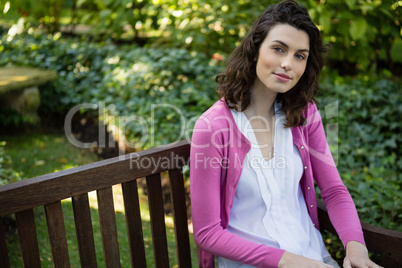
[301,146,304,149]
[310,204,314,208]
[313,223,316,226]
[304,166,308,170]
[307,186,311,190]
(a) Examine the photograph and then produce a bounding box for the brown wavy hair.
[216,0,329,127]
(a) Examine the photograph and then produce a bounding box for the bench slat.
[97,187,121,268]
[168,169,192,268]
[0,217,10,268]
[45,201,70,268]
[15,209,41,268]
[122,180,147,268]
[72,194,97,267]
[146,173,170,268]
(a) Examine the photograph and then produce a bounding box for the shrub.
[318,76,402,231]
[0,30,223,148]
[2,0,400,73]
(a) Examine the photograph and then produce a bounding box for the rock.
[0,67,57,124]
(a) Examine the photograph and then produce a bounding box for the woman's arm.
[305,102,365,245]
[304,103,381,268]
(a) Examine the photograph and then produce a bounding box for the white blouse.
[218,101,330,268]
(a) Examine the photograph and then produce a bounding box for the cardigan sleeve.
[304,102,366,248]
[190,115,285,268]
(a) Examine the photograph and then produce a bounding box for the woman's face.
[253,24,310,95]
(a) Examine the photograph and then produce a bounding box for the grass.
[1,131,98,180]
[1,130,198,267]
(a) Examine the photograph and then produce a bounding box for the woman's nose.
[281,56,293,71]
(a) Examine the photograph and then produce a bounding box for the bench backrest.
[0,140,401,267]
[0,140,191,268]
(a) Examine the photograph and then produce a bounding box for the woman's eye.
[296,54,305,60]
[274,47,284,53]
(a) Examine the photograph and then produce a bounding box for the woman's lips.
[273,73,291,82]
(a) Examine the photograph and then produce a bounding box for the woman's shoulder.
[200,98,230,117]
[301,100,324,130]
[194,98,232,129]
[304,100,319,115]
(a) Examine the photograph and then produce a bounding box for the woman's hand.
[343,241,383,268]
[278,251,334,268]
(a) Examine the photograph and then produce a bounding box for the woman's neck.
[246,86,277,118]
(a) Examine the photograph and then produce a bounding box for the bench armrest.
[317,199,402,266]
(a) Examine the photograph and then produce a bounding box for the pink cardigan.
[190,99,365,268]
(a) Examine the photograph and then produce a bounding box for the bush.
[2,0,400,73]
[0,30,223,148]
[306,0,401,72]
[318,76,402,231]
[98,47,222,148]
[0,31,112,113]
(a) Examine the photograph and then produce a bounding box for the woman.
[190,1,382,267]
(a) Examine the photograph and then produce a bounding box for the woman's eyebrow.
[272,40,309,53]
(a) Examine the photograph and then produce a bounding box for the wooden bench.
[0,67,57,123]
[0,140,401,267]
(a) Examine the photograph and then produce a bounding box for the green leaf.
[99,9,112,19]
[349,18,367,40]
[344,0,356,9]
[318,8,331,33]
[380,8,394,20]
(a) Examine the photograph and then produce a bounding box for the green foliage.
[73,0,160,41]
[318,75,402,231]
[0,30,223,147]
[151,0,274,55]
[306,0,402,72]
[0,141,22,185]
[11,0,64,33]
[1,0,400,72]
[0,30,111,115]
[99,47,221,148]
